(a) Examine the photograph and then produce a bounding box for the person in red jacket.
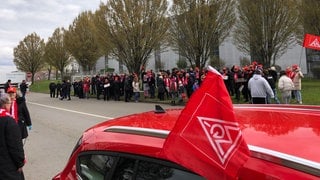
[0,93,25,179]
[7,87,32,140]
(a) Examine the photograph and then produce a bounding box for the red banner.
[161,66,250,179]
[303,33,320,51]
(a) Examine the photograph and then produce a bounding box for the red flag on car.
[162,66,250,179]
[303,33,320,51]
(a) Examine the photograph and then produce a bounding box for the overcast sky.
[0,0,103,72]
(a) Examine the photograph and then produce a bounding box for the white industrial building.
[94,36,307,75]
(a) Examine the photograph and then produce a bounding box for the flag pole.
[299,46,304,67]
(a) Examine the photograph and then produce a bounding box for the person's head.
[0,93,12,111]
[7,87,17,100]
[254,69,262,75]
[292,64,299,71]
[279,70,286,77]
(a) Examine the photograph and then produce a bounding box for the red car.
[53,67,320,180]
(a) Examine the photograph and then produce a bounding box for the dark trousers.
[252,97,267,104]
[50,90,55,98]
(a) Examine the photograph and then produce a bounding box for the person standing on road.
[59,80,67,100]
[248,69,274,104]
[19,80,28,99]
[0,93,26,180]
[56,81,62,98]
[66,80,72,101]
[7,87,32,139]
[49,81,56,98]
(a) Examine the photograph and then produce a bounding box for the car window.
[77,152,204,180]
[78,154,115,180]
[112,157,205,180]
[135,160,205,180]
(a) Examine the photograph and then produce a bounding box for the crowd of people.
[1,80,32,179]
[48,62,304,105]
[48,67,205,105]
[221,62,304,104]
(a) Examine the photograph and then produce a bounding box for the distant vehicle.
[0,72,28,93]
[52,67,320,180]
[0,71,26,84]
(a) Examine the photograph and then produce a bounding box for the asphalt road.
[23,92,173,180]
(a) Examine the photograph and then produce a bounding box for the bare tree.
[64,11,101,74]
[45,28,71,79]
[13,32,45,83]
[298,0,320,74]
[298,0,320,37]
[96,0,170,75]
[234,0,299,66]
[169,0,236,70]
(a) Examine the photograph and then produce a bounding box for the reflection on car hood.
[85,104,320,164]
[234,104,320,163]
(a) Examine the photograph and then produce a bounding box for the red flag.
[161,66,250,179]
[303,33,320,51]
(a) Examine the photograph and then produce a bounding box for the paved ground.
[22,92,176,180]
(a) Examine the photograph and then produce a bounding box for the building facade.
[94,38,307,75]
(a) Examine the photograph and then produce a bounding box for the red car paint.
[53,105,320,179]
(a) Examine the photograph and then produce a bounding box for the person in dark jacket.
[0,93,25,180]
[66,80,72,100]
[103,78,111,101]
[157,75,166,101]
[113,76,121,101]
[4,79,11,93]
[72,80,78,97]
[19,80,28,98]
[49,81,56,98]
[16,94,32,139]
[264,69,280,104]
[56,81,62,98]
[124,74,133,102]
[96,77,103,100]
[60,80,67,100]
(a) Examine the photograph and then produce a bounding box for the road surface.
[23,92,173,180]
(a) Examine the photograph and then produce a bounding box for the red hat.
[292,64,299,70]
[7,87,16,93]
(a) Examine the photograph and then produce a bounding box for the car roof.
[234,104,320,164]
[79,108,180,159]
[81,104,320,166]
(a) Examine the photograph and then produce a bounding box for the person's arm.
[299,71,304,78]
[278,78,284,91]
[21,101,32,127]
[6,118,25,169]
[264,80,274,98]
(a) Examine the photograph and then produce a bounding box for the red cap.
[292,64,299,70]
[7,87,16,93]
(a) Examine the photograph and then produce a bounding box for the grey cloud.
[0,0,102,69]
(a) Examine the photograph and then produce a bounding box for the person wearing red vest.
[0,93,25,179]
